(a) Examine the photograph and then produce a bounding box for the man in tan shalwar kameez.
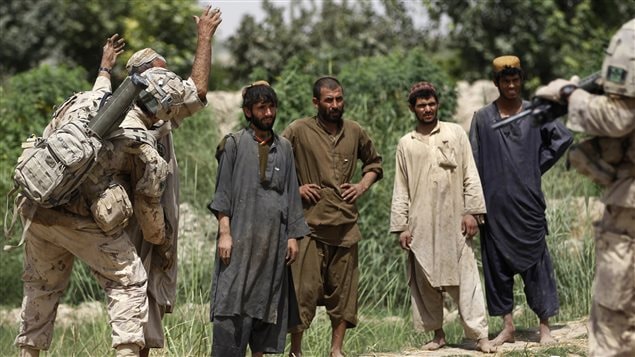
[390,82,494,353]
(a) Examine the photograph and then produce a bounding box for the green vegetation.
[0,0,614,355]
[0,49,595,355]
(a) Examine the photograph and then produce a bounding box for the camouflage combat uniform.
[15,76,151,352]
[567,88,635,357]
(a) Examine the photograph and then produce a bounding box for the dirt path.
[361,318,588,356]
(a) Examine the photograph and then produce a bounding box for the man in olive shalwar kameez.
[390,82,494,353]
[208,82,310,356]
[282,76,383,357]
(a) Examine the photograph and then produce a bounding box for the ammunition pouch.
[567,137,625,186]
[91,182,133,236]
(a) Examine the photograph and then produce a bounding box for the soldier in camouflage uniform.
[123,6,222,357]
[15,35,151,357]
[536,18,635,357]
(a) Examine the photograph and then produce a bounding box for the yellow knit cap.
[492,55,521,73]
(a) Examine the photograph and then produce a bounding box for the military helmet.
[137,67,185,122]
[601,18,635,97]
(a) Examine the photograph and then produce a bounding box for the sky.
[198,0,430,41]
[199,0,290,40]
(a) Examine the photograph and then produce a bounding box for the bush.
[0,65,91,306]
[1,65,90,229]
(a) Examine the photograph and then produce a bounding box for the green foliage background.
[0,0,626,354]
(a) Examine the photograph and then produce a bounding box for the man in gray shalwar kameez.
[208,82,310,357]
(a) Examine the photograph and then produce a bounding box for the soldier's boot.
[115,343,140,357]
[19,347,40,357]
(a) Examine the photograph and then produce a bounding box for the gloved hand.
[535,78,577,103]
[156,238,174,271]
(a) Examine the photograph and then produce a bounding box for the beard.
[250,115,275,131]
[318,105,344,123]
[416,112,437,125]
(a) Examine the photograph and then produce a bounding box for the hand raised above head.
[101,33,125,70]
[194,5,222,40]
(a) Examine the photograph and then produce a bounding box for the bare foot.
[539,319,556,344]
[476,338,496,353]
[491,328,515,346]
[329,352,345,357]
[422,337,446,351]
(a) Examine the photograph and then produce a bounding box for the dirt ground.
[360,318,589,357]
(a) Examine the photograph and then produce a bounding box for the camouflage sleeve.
[92,76,112,94]
[169,77,207,128]
[567,90,635,136]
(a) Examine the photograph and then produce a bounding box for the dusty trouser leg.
[47,221,149,350]
[115,343,141,357]
[19,346,40,357]
[289,237,323,356]
[88,236,148,350]
[15,223,75,351]
[408,252,446,350]
[408,252,444,332]
[590,206,635,357]
[445,241,488,341]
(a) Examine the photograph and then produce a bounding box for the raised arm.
[98,34,125,80]
[190,5,222,100]
[93,34,125,92]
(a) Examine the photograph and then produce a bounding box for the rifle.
[491,72,603,129]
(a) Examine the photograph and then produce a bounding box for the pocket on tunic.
[593,228,634,310]
[437,143,457,169]
[263,151,285,193]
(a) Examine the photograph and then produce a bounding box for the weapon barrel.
[88,74,149,138]
[491,71,602,130]
[491,109,533,129]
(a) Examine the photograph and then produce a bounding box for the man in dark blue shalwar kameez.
[469,56,572,346]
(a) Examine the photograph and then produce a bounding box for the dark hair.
[407,81,438,106]
[494,67,525,84]
[242,84,278,110]
[313,76,342,99]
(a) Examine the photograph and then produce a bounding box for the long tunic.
[469,101,572,272]
[209,128,310,323]
[390,121,486,287]
[281,116,383,247]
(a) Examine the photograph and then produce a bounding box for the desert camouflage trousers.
[589,206,635,357]
[14,210,148,351]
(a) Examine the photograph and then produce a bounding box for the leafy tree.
[0,66,89,223]
[0,0,128,79]
[122,0,204,80]
[422,0,635,87]
[0,65,89,164]
[227,0,428,84]
[0,0,204,81]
